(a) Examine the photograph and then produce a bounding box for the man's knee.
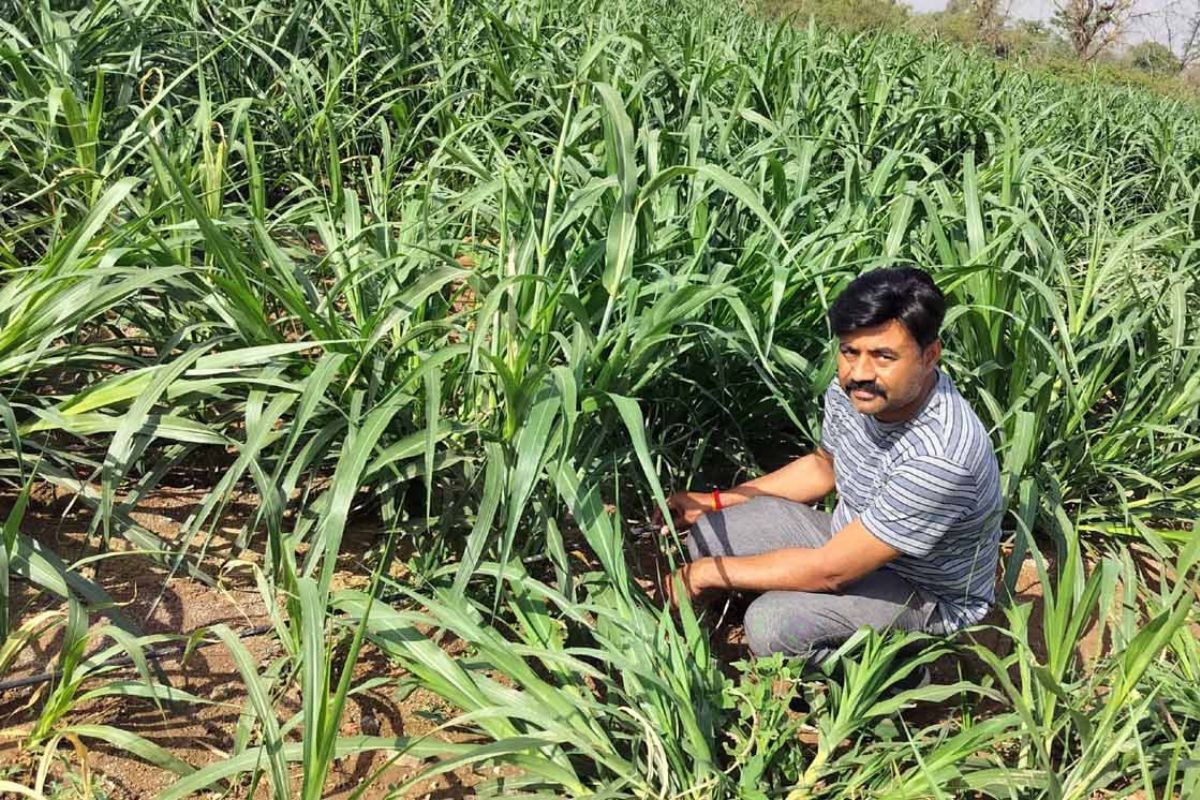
[742,598,777,656]
[686,496,788,560]
[685,512,716,560]
[743,593,826,658]
[685,505,736,559]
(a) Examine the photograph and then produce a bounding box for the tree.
[962,0,1012,46]
[1128,41,1181,74]
[1161,0,1200,71]
[758,0,909,31]
[1053,0,1135,62]
[935,0,1013,52]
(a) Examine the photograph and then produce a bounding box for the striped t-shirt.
[820,369,1002,633]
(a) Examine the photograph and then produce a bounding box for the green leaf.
[212,625,290,800]
[65,724,195,777]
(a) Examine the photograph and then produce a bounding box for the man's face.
[836,319,941,420]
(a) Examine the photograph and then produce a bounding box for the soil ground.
[0,489,494,799]
[0,487,1107,799]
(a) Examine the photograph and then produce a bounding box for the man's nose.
[849,359,875,383]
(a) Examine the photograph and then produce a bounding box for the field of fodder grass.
[1,0,1199,796]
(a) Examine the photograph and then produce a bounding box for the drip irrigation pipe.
[0,622,276,694]
[0,527,673,696]
[0,577,442,695]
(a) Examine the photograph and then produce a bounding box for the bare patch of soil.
[1,486,1179,799]
[0,490,509,799]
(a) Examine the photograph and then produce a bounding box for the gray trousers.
[686,496,937,660]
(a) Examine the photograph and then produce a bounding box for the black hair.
[827,267,945,348]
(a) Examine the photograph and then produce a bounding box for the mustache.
[844,380,886,399]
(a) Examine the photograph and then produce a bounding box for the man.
[658,267,1002,661]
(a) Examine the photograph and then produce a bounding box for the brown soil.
[0,490,506,800]
[0,487,1179,799]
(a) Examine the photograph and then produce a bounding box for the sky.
[901,0,1186,49]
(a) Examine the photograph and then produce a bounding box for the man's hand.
[662,560,711,608]
[674,519,901,596]
[651,491,715,533]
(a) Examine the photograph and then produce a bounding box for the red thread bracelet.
[712,489,722,511]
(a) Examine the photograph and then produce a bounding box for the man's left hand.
[663,560,710,608]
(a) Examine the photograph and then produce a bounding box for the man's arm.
[723,447,837,508]
[671,517,900,600]
[657,447,837,529]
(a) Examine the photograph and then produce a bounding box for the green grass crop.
[1,0,1199,796]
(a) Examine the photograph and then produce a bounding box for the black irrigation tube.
[0,581,427,695]
[0,622,277,694]
[0,545,636,695]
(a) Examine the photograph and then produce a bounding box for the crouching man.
[659,267,1002,662]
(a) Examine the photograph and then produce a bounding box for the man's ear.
[924,339,942,366]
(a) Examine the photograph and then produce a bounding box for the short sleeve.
[859,456,976,557]
[819,380,841,456]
